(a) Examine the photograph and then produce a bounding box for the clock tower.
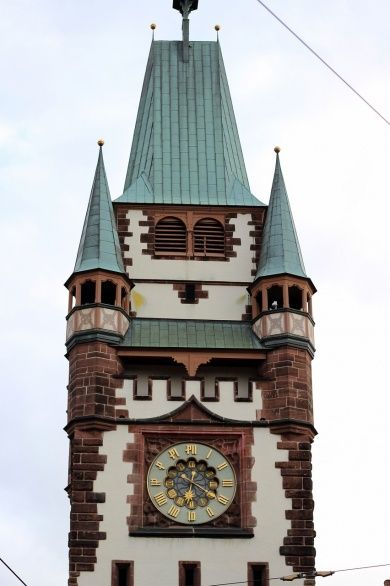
[64,3,317,586]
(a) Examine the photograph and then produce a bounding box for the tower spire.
[173,0,199,62]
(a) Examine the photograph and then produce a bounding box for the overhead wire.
[208,562,390,585]
[254,0,390,126]
[0,557,29,586]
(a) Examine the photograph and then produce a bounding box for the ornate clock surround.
[123,412,257,537]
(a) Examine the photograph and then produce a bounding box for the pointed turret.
[65,141,132,349]
[256,148,306,280]
[74,141,125,275]
[250,148,316,354]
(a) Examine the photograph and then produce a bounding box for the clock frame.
[146,441,237,525]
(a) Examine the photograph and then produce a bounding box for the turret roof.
[115,40,264,207]
[74,145,125,275]
[255,152,306,280]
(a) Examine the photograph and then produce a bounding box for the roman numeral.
[222,479,234,487]
[168,505,180,518]
[150,479,161,486]
[217,494,229,505]
[217,461,228,471]
[154,492,167,507]
[155,461,165,470]
[206,507,215,517]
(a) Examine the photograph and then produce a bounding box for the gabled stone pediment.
[139,395,232,424]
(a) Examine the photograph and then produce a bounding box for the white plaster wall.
[125,210,255,282]
[119,366,262,421]
[131,283,249,320]
[78,427,291,586]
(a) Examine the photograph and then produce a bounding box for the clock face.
[147,442,237,525]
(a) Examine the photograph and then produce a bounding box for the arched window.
[288,285,303,310]
[267,285,283,310]
[194,218,225,256]
[80,280,96,305]
[155,217,187,254]
[101,281,117,305]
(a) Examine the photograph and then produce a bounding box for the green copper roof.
[74,146,125,275]
[121,318,263,350]
[115,41,264,207]
[255,153,306,280]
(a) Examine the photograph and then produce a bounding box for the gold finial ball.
[150,23,156,30]
[215,24,221,31]
[274,146,281,154]
[97,139,105,147]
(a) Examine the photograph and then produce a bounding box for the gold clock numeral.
[217,461,228,471]
[154,492,168,507]
[188,460,196,469]
[187,500,196,510]
[168,505,180,518]
[165,479,174,488]
[206,448,213,459]
[150,478,161,486]
[155,461,165,470]
[205,470,214,478]
[185,444,197,455]
[209,480,218,490]
[177,462,186,472]
[206,506,215,517]
[167,488,177,499]
[168,447,180,459]
[188,511,196,522]
[175,496,185,507]
[217,494,230,505]
[222,479,234,487]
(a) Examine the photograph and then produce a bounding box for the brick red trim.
[276,437,316,574]
[67,429,107,586]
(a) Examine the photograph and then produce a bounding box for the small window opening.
[112,561,133,586]
[267,285,283,310]
[248,563,267,586]
[118,566,128,586]
[80,280,96,305]
[288,285,303,310]
[101,281,117,305]
[256,291,263,314]
[155,217,187,254]
[194,218,225,256]
[184,283,196,303]
[179,562,200,586]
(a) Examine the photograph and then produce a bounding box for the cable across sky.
[255,0,390,126]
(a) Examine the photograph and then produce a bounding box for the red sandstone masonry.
[67,342,123,422]
[259,348,314,424]
[67,429,107,586]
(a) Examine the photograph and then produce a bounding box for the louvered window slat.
[194,219,225,255]
[155,217,187,253]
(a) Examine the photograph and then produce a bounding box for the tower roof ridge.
[255,151,307,280]
[73,144,125,275]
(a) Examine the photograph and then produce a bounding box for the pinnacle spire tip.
[98,139,105,147]
[274,146,281,154]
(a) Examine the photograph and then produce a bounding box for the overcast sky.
[0,1,389,585]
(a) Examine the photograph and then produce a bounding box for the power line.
[255,0,390,126]
[208,562,390,585]
[0,557,29,586]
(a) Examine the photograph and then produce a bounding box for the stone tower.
[64,4,317,585]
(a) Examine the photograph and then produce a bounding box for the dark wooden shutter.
[194,219,225,255]
[155,217,187,254]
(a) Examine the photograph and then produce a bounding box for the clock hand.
[180,473,216,499]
